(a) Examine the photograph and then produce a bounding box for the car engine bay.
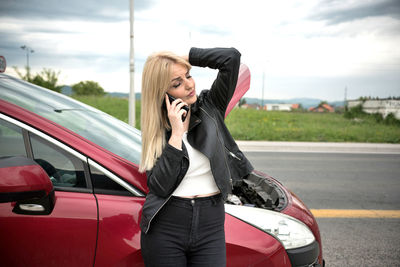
[226,171,287,211]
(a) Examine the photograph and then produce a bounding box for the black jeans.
[141,194,226,267]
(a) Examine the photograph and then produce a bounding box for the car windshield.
[0,75,142,165]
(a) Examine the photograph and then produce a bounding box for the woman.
[139,47,253,267]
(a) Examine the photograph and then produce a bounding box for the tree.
[32,68,62,92]
[317,101,328,108]
[72,80,105,96]
[13,66,62,92]
[13,66,33,83]
[239,98,246,107]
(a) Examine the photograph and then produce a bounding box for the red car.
[0,73,324,266]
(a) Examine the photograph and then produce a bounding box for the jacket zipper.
[145,194,172,234]
[200,107,234,190]
[225,147,242,161]
[145,153,190,234]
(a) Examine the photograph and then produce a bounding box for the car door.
[87,159,145,267]
[0,116,98,267]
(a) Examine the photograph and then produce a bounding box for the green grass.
[73,95,141,129]
[72,95,400,143]
[225,109,400,143]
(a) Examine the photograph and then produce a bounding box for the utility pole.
[20,45,34,78]
[128,0,135,127]
[261,71,265,109]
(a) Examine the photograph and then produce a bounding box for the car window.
[30,133,87,189]
[89,163,133,196]
[0,119,26,157]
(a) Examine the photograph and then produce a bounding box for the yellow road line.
[310,209,400,218]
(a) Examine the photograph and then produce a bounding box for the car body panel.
[256,169,323,263]
[0,191,97,266]
[283,189,324,264]
[94,194,145,267]
[225,214,291,266]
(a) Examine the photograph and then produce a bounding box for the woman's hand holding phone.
[165,94,189,121]
[165,94,189,150]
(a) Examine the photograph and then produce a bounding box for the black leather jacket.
[140,47,254,233]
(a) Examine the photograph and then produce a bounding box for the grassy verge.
[73,96,400,143]
[73,95,141,129]
[225,108,400,143]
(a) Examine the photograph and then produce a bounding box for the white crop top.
[172,132,220,197]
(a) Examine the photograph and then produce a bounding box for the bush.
[72,81,105,96]
[13,66,62,92]
[344,104,364,119]
[371,113,384,123]
[344,105,400,126]
[384,113,400,126]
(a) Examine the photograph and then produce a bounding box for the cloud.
[0,0,156,22]
[189,24,232,37]
[309,0,400,25]
[1,0,399,101]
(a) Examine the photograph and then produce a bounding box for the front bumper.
[286,240,322,267]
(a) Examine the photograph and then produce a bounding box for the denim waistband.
[168,194,222,208]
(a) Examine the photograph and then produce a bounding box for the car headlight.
[225,204,315,250]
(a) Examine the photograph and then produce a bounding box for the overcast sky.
[1,0,399,101]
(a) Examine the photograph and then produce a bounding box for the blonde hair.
[139,51,191,172]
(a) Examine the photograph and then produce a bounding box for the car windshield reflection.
[0,75,142,165]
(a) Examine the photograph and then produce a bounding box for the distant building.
[309,104,335,113]
[291,104,300,110]
[241,103,261,110]
[347,99,400,119]
[264,103,300,111]
[241,103,301,111]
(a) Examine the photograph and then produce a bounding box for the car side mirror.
[0,156,55,215]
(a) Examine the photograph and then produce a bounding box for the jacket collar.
[188,96,202,131]
[188,110,201,132]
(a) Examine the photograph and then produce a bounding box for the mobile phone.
[164,94,189,121]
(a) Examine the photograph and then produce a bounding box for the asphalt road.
[243,150,400,267]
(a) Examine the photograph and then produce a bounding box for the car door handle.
[19,204,45,212]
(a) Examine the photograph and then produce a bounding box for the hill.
[243,97,344,109]
[105,92,344,109]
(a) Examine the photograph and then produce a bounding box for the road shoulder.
[237,141,400,154]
